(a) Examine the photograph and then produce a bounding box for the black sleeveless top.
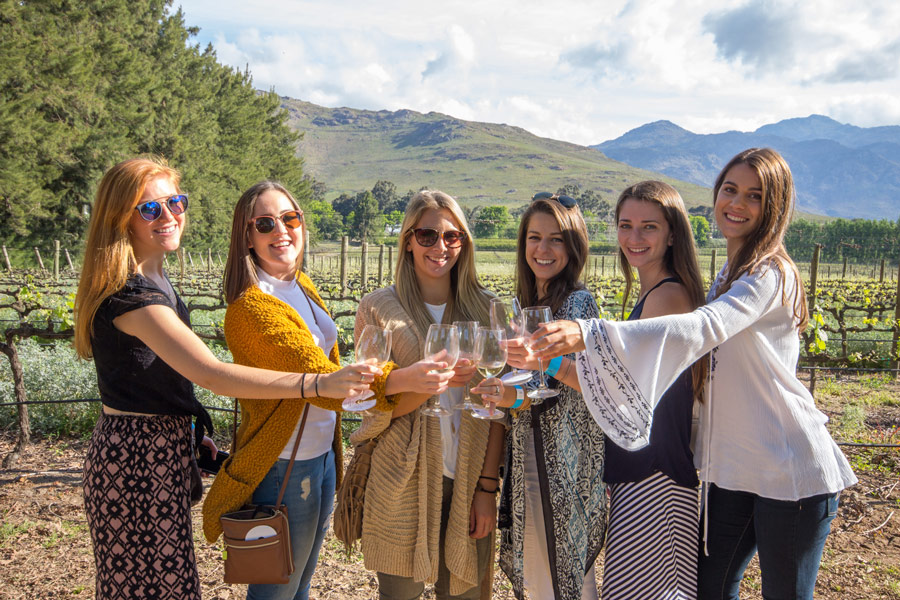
[603,277,699,488]
[92,273,213,444]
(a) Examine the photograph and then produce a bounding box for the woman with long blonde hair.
[351,190,504,600]
[75,158,378,600]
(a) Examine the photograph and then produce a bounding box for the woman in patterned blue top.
[474,193,607,600]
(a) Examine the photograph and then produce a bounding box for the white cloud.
[177,0,900,143]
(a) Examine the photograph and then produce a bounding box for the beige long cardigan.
[351,286,493,598]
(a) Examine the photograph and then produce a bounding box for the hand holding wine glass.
[342,325,392,412]
[523,306,559,399]
[470,327,507,420]
[421,324,459,417]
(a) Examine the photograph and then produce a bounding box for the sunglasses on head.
[413,227,467,248]
[248,210,304,234]
[135,194,188,222]
[532,191,577,208]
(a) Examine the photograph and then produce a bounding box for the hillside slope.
[281,98,713,210]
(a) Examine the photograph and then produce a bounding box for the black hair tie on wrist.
[315,374,320,398]
[300,373,307,399]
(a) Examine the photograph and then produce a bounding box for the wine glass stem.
[464,381,470,401]
[538,358,547,390]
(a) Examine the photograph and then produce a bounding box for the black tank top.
[603,277,699,488]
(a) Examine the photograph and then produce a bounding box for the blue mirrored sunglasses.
[135,194,189,221]
[531,191,576,208]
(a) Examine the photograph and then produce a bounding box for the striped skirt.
[602,471,700,600]
[82,413,200,600]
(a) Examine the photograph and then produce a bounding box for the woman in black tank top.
[600,181,707,600]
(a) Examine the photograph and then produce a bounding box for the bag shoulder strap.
[275,403,311,508]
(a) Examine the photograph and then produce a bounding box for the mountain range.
[593,115,900,220]
[282,96,899,220]
[281,98,713,211]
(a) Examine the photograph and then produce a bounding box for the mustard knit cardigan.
[202,272,397,542]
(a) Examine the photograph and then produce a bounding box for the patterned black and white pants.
[83,412,200,600]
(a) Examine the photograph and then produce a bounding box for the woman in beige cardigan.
[352,191,505,600]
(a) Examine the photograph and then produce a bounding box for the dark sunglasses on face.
[532,191,577,208]
[135,194,189,221]
[249,210,304,234]
[413,227,467,248]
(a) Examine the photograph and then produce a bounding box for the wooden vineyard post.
[378,245,385,287]
[64,249,75,272]
[34,247,45,272]
[808,244,821,395]
[360,242,369,293]
[340,236,348,296]
[388,246,394,279]
[879,258,885,282]
[601,256,605,278]
[710,249,717,284]
[892,261,900,378]
[207,248,213,274]
[54,240,60,281]
[2,246,11,272]
[842,256,848,280]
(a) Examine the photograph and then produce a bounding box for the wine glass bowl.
[522,306,559,399]
[471,327,507,420]
[453,321,480,412]
[342,325,391,412]
[490,297,530,379]
[421,323,459,417]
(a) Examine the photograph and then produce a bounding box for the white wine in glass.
[453,321,480,412]
[421,323,459,417]
[471,327,506,420]
[342,325,391,412]
[523,306,559,399]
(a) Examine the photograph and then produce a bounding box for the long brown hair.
[614,181,708,398]
[712,148,808,329]
[223,181,304,304]
[393,190,491,336]
[615,181,705,318]
[515,198,588,313]
[74,157,181,359]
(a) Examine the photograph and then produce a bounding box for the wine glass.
[470,327,507,420]
[490,298,530,379]
[342,325,391,412]
[522,306,559,399]
[421,324,459,417]
[452,321,480,412]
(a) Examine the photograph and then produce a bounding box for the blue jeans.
[247,449,336,600]
[698,484,839,600]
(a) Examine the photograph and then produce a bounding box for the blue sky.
[176,0,900,145]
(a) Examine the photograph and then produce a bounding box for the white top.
[575,260,857,501]
[256,268,338,461]
[424,302,464,479]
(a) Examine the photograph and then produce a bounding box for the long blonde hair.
[74,157,181,359]
[223,181,304,304]
[394,191,491,335]
[614,181,708,399]
[712,148,808,330]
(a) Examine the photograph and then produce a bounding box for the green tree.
[371,180,398,211]
[689,215,711,248]
[473,206,510,238]
[352,191,383,244]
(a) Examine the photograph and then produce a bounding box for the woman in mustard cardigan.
[203,181,450,600]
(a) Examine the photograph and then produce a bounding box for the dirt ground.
[1,381,898,599]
